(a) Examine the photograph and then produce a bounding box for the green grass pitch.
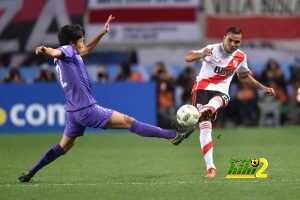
[0,126,300,200]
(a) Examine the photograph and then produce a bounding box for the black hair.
[225,26,242,35]
[58,24,85,46]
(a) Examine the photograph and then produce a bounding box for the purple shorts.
[64,104,113,138]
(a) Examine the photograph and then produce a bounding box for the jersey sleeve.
[237,54,250,75]
[58,45,74,61]
[191,45,212,54]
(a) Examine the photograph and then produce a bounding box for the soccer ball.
[251,159,259,167]
[176,104,200,127]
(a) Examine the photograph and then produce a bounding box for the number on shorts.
[221,94,230,105]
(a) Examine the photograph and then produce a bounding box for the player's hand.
[202,48,213,57]
[263,87,276,96]
[35,46,46,55]
[103,15,115,33]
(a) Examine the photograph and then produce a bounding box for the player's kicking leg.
[195,92,229,178]
[104,110,195,145]
[18,135,76,182]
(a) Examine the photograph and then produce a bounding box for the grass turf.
[0,126,300,200]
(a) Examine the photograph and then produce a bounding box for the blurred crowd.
[225,59,300,127]
[1,57,300,128]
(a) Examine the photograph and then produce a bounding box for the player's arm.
[79,15,115,56]
[238,72,276,96]
[35,46,63,58]
[185,48,212,62]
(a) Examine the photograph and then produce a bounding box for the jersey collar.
[220,43,237,56]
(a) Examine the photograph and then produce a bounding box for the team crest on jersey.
[214,66,234,77]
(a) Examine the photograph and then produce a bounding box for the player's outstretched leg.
[197,95,226,177]
[18,135,75,183]
[130,120,196,146]
[105,111,195,145]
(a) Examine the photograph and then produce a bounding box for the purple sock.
[29,144,65,176]
[129,120,176,139]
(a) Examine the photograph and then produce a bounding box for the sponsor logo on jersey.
[214,66,234,77]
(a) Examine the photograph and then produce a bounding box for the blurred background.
[0,0,300,133]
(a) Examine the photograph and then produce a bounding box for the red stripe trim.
[194,51,245,91]
[200,125,212,129]
[191,82,197,94]
[200,121,212,126]
[200,121,212,129]
[202,141,213,155]
[193,79,210,91]
[206,16,300,39]
[88,8,196,23]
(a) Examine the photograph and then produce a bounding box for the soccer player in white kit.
[185,27,276,178]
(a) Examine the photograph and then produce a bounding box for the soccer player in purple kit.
[18,15,194,183]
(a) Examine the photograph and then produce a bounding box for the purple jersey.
[54,45,96,111]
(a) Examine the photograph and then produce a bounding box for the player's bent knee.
[62,142,74,153]
[59,140,75,153]
[123,115,135,128]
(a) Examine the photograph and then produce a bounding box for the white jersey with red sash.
[192,43,250,96]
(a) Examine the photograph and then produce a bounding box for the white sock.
[199,121,216,170]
